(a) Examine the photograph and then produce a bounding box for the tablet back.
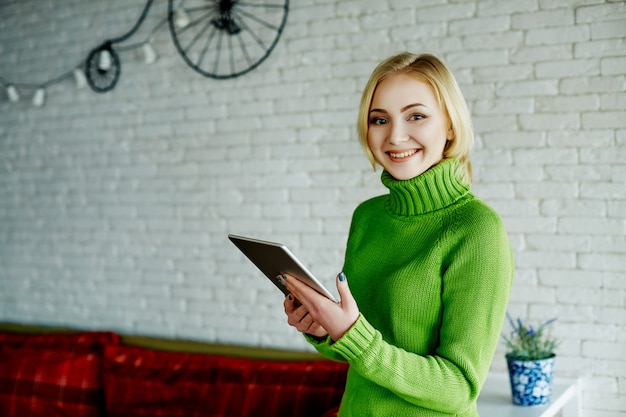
[228,234,338,302]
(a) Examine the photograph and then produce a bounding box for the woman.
[280,52,514,416]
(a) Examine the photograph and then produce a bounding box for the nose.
[388,121,409,145]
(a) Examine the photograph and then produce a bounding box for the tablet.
[228,234,338,302]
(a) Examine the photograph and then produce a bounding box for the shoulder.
[352,194,387,218]
[448,195,509,244]
[458,196,505,229]
[443,196,514,275]
[347,195,387,238]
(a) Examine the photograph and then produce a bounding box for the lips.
[388,149,419,159]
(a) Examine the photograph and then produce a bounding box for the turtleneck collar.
[381,158,470,216]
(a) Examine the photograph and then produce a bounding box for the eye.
[369,117,388,125]
[409,114,425,121]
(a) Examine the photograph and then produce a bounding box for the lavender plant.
[503,314,559,361]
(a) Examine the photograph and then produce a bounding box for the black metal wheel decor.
[84,0,152,93]
[85,43,122,92]
[167,0,289,79]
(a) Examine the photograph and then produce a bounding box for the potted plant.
[503,314,559,406]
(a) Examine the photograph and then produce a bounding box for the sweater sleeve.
[318,205,514,414]
[304,334,348,362]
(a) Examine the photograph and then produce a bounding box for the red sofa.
[0,323,347,417]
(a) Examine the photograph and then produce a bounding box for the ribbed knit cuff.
[331,314,378,361]
[303,333,332,346]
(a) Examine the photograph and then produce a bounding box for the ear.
[447,125,454,141]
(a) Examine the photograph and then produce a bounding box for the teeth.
[390,150,417,158]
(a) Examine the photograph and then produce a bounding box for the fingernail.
[338,272,346,282]
[287,294,293,301]
[282,274,288,281]
[276,275,283,285]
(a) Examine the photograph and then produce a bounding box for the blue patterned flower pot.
[506,354,556,406]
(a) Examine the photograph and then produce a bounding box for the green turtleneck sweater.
[309,159,514,416]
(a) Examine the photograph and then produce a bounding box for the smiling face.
[367,73,452,181]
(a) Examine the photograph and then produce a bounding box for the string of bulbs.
[0,0,192,107]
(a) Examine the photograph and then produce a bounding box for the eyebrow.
[369,103,427,114]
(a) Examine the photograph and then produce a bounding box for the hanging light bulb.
[73,68,87,88]
[98,49,112,70]
[32,88,46,107]
[143,43,157,64]
[174,8,190,28]
[6,85,19,102]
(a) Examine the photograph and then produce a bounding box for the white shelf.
[477,373,581,417]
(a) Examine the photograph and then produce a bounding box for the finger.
[336,272,352,305]
[290,310,313,332]
[282,274,320,307]
[300,313,327,336]
[307,325,327,338]
[294,309,328,338]
[283,294,296,313]
[294,304,309,322]
[303,316,320,334]
[287,304,310,327]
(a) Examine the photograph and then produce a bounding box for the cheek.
[367,131,381,151]
[366,132,386,164]
[422,121,449,149]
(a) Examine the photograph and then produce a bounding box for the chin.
[388,169,425,181]
[385,162,425,179]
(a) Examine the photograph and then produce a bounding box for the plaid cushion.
[0,348,104,417]
[0,331,119,417]
[103,344,347,417]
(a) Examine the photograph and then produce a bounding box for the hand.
[283,294,328,338]
[281,272,359,342]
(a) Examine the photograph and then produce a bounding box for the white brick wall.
[0,0,624,415]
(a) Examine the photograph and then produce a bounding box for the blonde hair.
[357,52,474,184]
